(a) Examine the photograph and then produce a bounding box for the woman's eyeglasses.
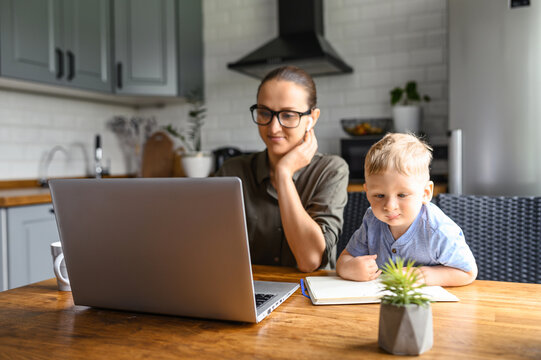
[249,105,311,128]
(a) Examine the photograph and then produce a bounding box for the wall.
[0,0,448,180]
[148,0,449,155]
[0,89,135,180]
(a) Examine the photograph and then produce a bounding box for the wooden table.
[0,266,540,359]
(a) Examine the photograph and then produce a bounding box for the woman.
[216,66,349,272]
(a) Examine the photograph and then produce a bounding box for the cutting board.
[141,131,175,177]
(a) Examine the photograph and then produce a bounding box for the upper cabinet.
[0,0,112,93]
[176,0,203,98]
[0,0,202,102]
[114,0,177,96]
[113,0,202,97]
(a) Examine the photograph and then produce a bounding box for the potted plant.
[378,258,433,355]
[390,81,430,134]
[164,91,212,178]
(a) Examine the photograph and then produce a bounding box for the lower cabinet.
[0,204,60,290]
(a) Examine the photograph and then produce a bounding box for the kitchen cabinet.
[0,204,60,290]
[0,0,112,93]
[114,0,177,96]
[113,0,203,97]
[0,0,202,102]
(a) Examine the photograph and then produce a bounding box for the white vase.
[392,105,421,133]
[180,151,213,178]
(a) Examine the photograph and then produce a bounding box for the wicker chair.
[336,192,371,261]
[435,194,541,283]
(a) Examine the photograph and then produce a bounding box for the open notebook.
[304,276,459,305]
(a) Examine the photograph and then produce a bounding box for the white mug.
[50,241,71,291]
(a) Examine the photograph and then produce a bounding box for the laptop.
[49,177,299,323]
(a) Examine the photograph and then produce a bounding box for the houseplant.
[390,81,430,134]
[378,258,433,355]
[164,91,212,177]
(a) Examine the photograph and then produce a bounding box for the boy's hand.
[402,266,426,285]
[351,254,382,281]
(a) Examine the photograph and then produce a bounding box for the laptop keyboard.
[255,293,274,308]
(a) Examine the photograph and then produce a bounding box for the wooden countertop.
[0,176,129,207]
[0,187,52,207]
[0,265,539,359]
[0,179,448,208]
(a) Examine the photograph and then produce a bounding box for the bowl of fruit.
[341,118,392,136]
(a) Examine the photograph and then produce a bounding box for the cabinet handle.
[55,48,64,79]
[117,62,123,89]
[67,51,75,81]
[49,208,55,214]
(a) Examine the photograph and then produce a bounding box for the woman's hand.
[274,129,318,179]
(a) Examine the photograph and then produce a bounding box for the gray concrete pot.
[378,303,433,355]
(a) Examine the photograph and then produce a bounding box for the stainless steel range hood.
[227,0,353,79]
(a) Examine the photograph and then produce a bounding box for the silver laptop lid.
[49,177,259,322]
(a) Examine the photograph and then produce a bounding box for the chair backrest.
[337,192,371,261]
[435,194,541,283]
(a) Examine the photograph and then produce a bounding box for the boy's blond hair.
[364,133,432,180]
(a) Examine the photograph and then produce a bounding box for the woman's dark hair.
[257,66,317,109]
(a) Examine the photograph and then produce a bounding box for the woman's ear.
[310,108,321,127]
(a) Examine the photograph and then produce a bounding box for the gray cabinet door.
[177,0,203,98]
[0,0,62,85]
[114,0,178,96]
[7,204,60,289]
[0,0,111,92]
[62,0,112,92]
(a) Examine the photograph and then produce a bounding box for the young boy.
[337,133,477,286]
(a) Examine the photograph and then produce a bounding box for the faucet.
[38,145,69,187]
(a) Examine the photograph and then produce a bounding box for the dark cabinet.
[0,0,112,92]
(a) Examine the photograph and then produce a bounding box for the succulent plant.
[380,258,432,306]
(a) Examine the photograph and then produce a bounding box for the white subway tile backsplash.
[409,13,444,31]
[328,7,361,24]
[426,30,447,47]
[392,33,426,52]
[374,18,410,36]
[393,0,427,17]
[409,48,444,66]
[391,68,427,85]
[359,3,391,20]
[374,52,410,70]
[425,0,447,12]
[345,89,377,105]
[427,65,447,81]
[342,22,376,40]
[0,89,136,179]
[358,36,393,55]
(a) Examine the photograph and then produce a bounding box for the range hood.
[227,0,353,79]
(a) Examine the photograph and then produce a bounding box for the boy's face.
[364,170,434,239]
